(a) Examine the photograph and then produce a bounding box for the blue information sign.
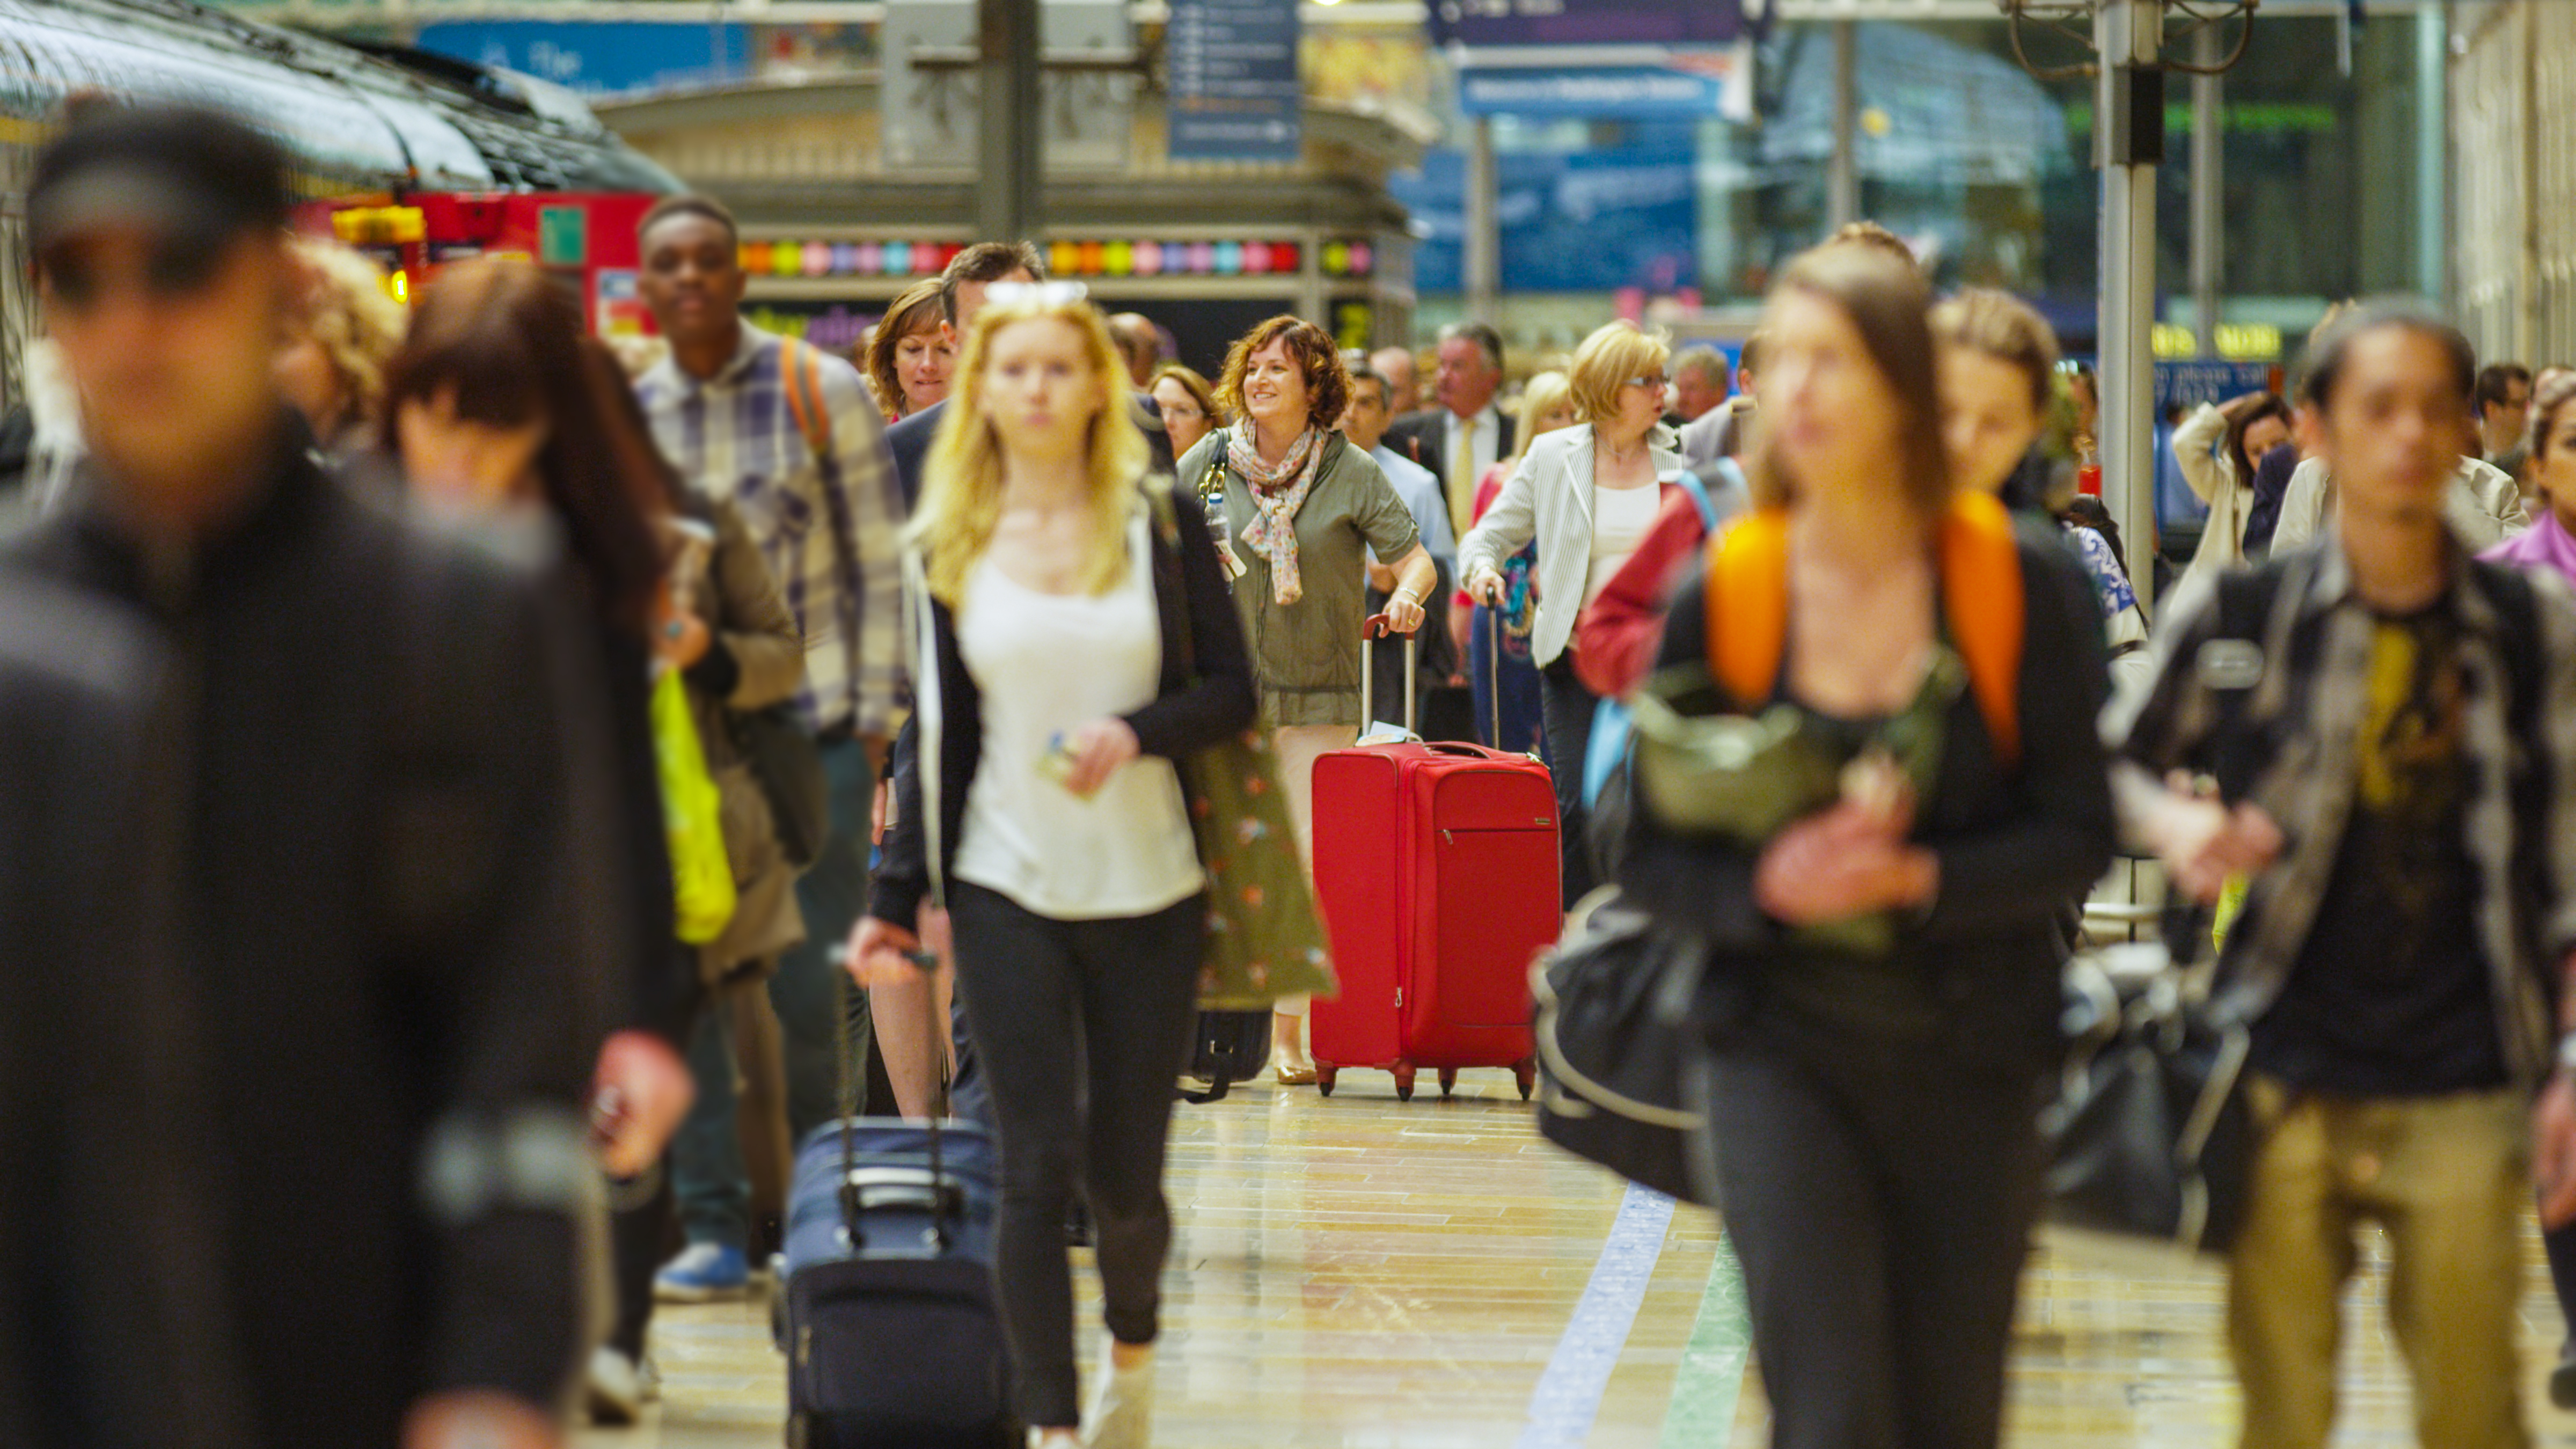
[415,20,748,96]
[1168,0,1301,162]
[1456,64,1738,119]
[1430,0,1745,49]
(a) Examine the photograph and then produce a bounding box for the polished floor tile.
[582,1069,2575,1448]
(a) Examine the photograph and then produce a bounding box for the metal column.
[2415,4,2447,305]
[2097,0,2161,613]
[1828,19,1860,231]
[2189,22,2221,357]
[1466,115,1499,323]
[976,0,1043,246]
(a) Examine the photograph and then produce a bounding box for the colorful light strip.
[737,238,1374,280]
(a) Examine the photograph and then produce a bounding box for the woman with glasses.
[1458,320,1682,906]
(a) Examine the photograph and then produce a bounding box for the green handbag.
[1144,487,1339,1010]
[1626,650,1965,958]
[1626,650,1962,846]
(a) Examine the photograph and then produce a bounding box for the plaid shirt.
[636,324,906,738]
[2106,538,2576,1088]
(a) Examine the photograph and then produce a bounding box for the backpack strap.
[779,336,833,461]
[1668,469,1721,534]
[1704,489,2025,764]
[1938,488,2024,764]
[1706,506,1790,711]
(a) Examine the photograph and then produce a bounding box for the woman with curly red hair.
[1179,314,1436,1082]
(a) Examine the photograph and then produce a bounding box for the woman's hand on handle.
[845,916,925,989]
[1465,565,1507,609]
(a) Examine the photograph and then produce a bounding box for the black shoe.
[2555,1343,2576,1411]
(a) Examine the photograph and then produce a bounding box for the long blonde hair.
[914,292,1152,605]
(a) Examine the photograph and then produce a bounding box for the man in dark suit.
[1385,320,1514,543]
[885,246,1175,510]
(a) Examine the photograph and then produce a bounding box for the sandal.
[1275,1063,1318,1087]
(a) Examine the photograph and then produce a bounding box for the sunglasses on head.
[40,236,229,313]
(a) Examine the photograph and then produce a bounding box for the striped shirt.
[636,324,907,738]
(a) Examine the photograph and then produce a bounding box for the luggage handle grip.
[1359,613,1419,735]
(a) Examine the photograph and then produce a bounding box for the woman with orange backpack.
[1611,244,2115,1449]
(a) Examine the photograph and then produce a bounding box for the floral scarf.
[1227,427,1329,605]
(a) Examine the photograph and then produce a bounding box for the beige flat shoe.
[1275,1063,1318,1087]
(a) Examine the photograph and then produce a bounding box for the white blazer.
[1456,422,1686,669]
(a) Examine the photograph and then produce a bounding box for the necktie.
[1448,415,1477,540]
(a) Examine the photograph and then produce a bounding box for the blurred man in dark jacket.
[1,104,623,1449]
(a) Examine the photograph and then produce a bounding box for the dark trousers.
[947,882,1203,1429]
[1699,1019,2045,1449]
[1537,654,1598,906]
[2545,1213,2576,1342]
[608,1169,672,1358]
[672,737,877,1247]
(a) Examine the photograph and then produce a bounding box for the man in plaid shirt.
[633,194,906,1304]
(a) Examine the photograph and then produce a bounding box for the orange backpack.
[1704,489,2025,763]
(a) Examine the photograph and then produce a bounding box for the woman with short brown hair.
[1184,314,1436,1083]
[863,277,956,421]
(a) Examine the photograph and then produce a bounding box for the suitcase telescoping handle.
[1359,611,1418,737]
[831,946,961,1251]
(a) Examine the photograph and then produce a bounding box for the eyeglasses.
[1624,374,1668,390]
[40,237,228,314]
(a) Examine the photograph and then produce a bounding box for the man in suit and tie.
[1386,321,1514,544]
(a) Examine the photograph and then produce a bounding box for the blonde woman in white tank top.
[850,288,1257,1449]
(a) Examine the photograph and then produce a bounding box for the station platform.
[586,1071,2572,1448]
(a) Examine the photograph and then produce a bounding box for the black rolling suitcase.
[776,975,1014,1448]
[1180,1009,1271,1103]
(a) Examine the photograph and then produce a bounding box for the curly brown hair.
[864,278,947,417]
[1216,316,1349,436]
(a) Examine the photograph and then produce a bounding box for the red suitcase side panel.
[1310,749,1404,1069]
[1400,762,1556,1066]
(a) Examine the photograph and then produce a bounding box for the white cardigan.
[2174,401,2249,588]
[1455,422,1686,669]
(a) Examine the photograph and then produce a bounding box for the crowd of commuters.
[28,91,2576,1449]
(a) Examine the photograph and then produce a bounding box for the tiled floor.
[582,1066,2576,1448]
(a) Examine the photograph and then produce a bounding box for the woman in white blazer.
[2172,390,2290,585]
[1459,320,1684,905]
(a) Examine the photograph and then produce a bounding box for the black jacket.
[1616,521,2115,1078]
[0,574,256,1449]
[870,478,1255,928]
[1,427,623,1443]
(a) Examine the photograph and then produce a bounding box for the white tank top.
[951,512,1204,920]
[1585,482,1663,608]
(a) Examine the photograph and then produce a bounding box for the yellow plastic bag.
[651,667,737,945]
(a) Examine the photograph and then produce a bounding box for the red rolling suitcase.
[1309,618,1555,1101]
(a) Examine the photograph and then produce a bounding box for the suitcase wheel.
[1437,1067,1457,1098]
[1514,1057,1537,1102]
[1316,1064,1337,1097]
[1394,1063,1416,1102]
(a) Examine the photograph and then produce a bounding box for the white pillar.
[2097,0,2162,613]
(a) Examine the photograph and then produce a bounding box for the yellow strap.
[1705,490,2024,764]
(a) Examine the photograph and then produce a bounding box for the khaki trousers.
[1268,724,1357,1020]
[2228,1077,2532,1449]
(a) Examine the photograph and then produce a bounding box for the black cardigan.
[1615,517,2117,1078]
[870,479,1256,928]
